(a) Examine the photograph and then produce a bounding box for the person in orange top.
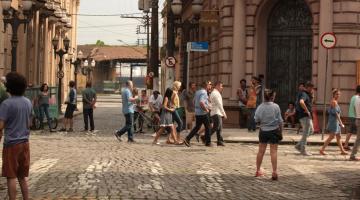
[247,77,260,132]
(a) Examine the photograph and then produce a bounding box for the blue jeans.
[296,117,314,152]
[247,108,256,131]
[83,108,94,131]
[211,114,223,143]
[39,104,51,129]
[186,114,211,145]
[172,110,183,133]
[118,113,134,141]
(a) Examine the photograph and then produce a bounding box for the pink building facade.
[169,0,360,126]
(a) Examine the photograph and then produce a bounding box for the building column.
[50,23,56,86]
[317,0,333,103]
[33,12,40,85]
[231,0,246,99]
[0,11,5,74]
[42,18,49,84]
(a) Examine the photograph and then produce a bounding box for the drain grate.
[181,149,207,152]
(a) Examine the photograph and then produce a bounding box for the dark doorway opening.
[267,0,313,111]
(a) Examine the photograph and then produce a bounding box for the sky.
[77,0,165,46]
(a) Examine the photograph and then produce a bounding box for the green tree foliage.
[95,40,105,46]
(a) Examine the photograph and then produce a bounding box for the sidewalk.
[222,128,356,145]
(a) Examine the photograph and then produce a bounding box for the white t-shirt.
[149,94,163,111]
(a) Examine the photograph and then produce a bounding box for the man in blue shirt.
[114,80,136,142]
[184,81,212,147]
[0,72,32,200]
[295,81,314,156]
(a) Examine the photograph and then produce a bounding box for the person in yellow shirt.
[171,81,183,142]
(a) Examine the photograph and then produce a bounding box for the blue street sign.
[187,42,209,52]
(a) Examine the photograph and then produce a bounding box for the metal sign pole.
[187,50,191,92]
[322,49,329,140]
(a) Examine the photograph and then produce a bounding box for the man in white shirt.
[350,85,360,161]
[149,91,163,122]
[210,81,227,146]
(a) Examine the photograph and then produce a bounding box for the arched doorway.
[267,0,313,110]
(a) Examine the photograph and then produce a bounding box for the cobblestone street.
[0,98,359,199]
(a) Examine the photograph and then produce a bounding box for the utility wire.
[78,20,136,38]
[117,39,146,56]
[71,12,162,16]
[78,23,139,28]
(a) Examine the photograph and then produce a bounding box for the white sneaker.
[301,151,312,156]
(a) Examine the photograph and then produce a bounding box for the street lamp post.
[170,0,203,89]
[52,35,70,114]
[82,59,96,82]
[70,51,83,90]
[1,0,34,72]
[115,62,121,89]
[90,59,96,81]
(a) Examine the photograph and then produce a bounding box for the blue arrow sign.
[187,42,209,52]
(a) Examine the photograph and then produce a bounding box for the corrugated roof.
[77,45,147,62]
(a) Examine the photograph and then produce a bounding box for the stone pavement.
[221,128,356,145]
[4,95,354,199]
[0,131,359,199]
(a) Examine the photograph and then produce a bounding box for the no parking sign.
[320,32,337,139]
[165,57,176,67]
[320,32,336,49]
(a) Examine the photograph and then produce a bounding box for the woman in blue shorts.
[254,89,283,181]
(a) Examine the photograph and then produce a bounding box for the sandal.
[255,171,264,177]
[344,146,351,151]
[319,150,327,155]
[340,151,348,155]
[350,157,360,161]
[166,140,174,144]
[271,172,278,181]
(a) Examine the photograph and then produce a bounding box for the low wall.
[223,105,241,128]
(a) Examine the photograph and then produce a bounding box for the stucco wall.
[181,0,360,117]
[0,0,80,104]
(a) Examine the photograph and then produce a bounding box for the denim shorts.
[259,129,280,144]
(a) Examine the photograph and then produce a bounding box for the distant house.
[78,45,147,93]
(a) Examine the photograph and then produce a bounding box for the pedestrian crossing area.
[0,137,358,200]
